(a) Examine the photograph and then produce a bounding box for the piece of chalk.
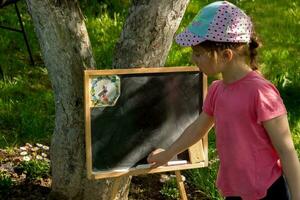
[167,160,188,166]
[135,160,188,169]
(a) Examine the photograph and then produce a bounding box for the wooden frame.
[84,67,208,180]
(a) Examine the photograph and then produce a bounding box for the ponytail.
[249,33,261,71]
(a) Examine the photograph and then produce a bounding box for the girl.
[147,1,300,200]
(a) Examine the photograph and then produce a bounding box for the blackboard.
[84,67,208,179]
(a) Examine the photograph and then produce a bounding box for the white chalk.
[135,160,188,169]
[167,160,188,166]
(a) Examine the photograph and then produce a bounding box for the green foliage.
[85,12,125,68]
[247,0,300,88]
[160,177,180,200]
[82,1,129,68]
[167,0,300,87]
[0,170,14,190]
[0,1,52,148]
[186,162,221,200]
[80,0,130,16]
[0,68,54,148]
[15,159,50,181]
[0,1,41,72]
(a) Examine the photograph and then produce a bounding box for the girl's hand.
[147,148,172,168]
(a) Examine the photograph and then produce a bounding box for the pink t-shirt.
[203,71,287,200]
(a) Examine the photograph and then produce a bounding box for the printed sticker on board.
[90,75,120,107]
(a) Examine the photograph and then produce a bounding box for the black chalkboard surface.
[84,67,208,179]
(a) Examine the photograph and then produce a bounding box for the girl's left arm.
[263,114,300,200]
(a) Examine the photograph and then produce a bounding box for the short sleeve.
[256,83,287,123]
[202,81,220,116]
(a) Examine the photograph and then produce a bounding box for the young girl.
[147,1,300,200]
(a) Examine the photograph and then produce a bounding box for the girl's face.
[191,46,225,76]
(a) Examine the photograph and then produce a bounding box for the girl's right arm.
[263,114,300,200]
[147,111,214,168]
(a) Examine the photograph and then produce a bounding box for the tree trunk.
[25,0,189,199]
[113,0,189,68]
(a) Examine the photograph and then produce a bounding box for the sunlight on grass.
[85,7,126,69]
[0,68,54,148]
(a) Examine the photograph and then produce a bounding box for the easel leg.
[110,177,122,200]
[175,171,188,200]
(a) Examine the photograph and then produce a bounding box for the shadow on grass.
[279,86,300,129]
[0,183,50,200]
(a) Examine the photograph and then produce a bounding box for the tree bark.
[113,0,190,68]
[25,0,189,199]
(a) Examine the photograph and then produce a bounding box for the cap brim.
[175,29,205,47]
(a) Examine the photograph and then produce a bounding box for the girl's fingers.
[147,156,153,164]
[147,148,165,163]
[150,163,160,168]
[147,153,155,163]
[150,160,165,168]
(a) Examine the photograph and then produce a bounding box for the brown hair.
[195,34,261,70]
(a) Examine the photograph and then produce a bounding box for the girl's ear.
[222,49,233,62]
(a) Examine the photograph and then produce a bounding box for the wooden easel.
[175,170,188,200]
[110,177,122,200]
[110,170,188,200]
[84,67,209,200]
[109,136,207,200]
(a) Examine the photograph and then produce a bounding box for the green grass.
[0,1,299,199]
[160,177,180,200]
[15,159,50,181]
[0,67,54,147]
[81,0,129,68]
[167,0,300,86]
[86,12,126,68]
